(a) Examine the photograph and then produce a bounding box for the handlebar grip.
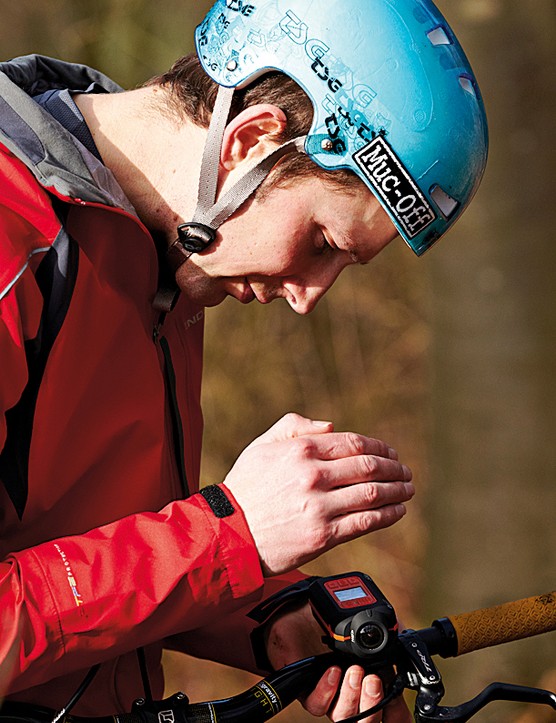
[447,591,556,656]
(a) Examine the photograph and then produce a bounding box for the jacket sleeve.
[0,266,266,695]
[164,571,307,676]
[1,486,265,696]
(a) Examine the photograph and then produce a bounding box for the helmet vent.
[430,185,459,219]
[459,75,478,97]
[427,26,451,46]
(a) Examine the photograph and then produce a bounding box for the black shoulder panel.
[0,225,79,519]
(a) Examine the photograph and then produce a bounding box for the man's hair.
[148,53,359,196]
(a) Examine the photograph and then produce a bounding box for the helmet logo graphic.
[225,0,255,16]
[354,135,437,240]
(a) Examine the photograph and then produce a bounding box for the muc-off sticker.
[353,136,436,239]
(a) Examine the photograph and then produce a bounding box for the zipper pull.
[153,312,166,343]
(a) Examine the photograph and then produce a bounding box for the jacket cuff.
[196,483,264,601]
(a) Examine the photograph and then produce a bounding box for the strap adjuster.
[166,222,217,272]
[177,222,217,252]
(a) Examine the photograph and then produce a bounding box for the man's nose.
[284,266,344,315]
[288,288,323,315]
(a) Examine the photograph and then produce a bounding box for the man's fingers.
[324,455,412,487]
[330,665,382,723]
[361,674,386,723]
[247,412,334,448]
[330,480,415,516]
[301,666,342,717]
[331,503,409,542]
[331,672,411,723]
[306,431,398,462]
[330,666,363,721]
[225,419,414,574]
[304,668,413,722]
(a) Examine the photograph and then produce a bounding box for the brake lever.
[414,682,556,722]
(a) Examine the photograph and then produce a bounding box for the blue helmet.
[194,0,488,256]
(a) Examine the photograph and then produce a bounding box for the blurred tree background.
[1,1,554,721]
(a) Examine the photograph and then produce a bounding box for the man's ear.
[220,104,287,170]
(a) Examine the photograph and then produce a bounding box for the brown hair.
[147,53,359,196]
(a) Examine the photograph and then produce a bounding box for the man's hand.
[264,601,411,722]
[307,666,411,723]
[223,413,414,575]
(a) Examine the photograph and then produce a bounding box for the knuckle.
[295,472,316,497]
[296,464,324,495]
[291,436,317,459]
[360,505,402,532]
[301,509,332,550]
[357,510,382,533]
[373,438,390,457]
[310,524,331,552]
[361,455,380,479]
[363,483,380,506]
[283,411,302,426]
[345,432,367,455]
[278,411,304,437]
[342,513,369,539]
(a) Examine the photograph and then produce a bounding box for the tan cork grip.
[448,591,556,656]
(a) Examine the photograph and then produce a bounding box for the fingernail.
[402,464,412,480]
[348,668,363,689]
[396,504,407,517]
[388,447,398,460]
[312,420,332,427]
[364,675,382,697]
[405,482,415,496]
[328,667,341,685]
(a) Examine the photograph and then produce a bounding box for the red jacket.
[0,56,297,715]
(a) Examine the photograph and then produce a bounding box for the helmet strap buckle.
[177,222,217,252]
[166,222,217,273]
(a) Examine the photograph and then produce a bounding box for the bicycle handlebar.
[1,586,554,723]
[444,591,556,656]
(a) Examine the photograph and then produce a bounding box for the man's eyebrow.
[334,228,372,265]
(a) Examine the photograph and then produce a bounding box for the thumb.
[248,413,334,448]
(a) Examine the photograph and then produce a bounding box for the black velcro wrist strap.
[248,578,316,624]
[250,622,274,673]
[199,485,235,518]
[248,578,318,672]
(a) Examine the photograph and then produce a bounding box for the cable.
[136,647,153,703]
[50,664,101,723]
[336,677,406,723]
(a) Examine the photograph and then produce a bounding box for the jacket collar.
[0,55,134,213]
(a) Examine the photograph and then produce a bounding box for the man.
[0,0,488,720]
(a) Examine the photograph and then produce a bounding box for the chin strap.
[165,85,306,274]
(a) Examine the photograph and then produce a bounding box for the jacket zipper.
[153,319,190,499]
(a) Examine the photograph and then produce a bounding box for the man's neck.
[75,87,207,239]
